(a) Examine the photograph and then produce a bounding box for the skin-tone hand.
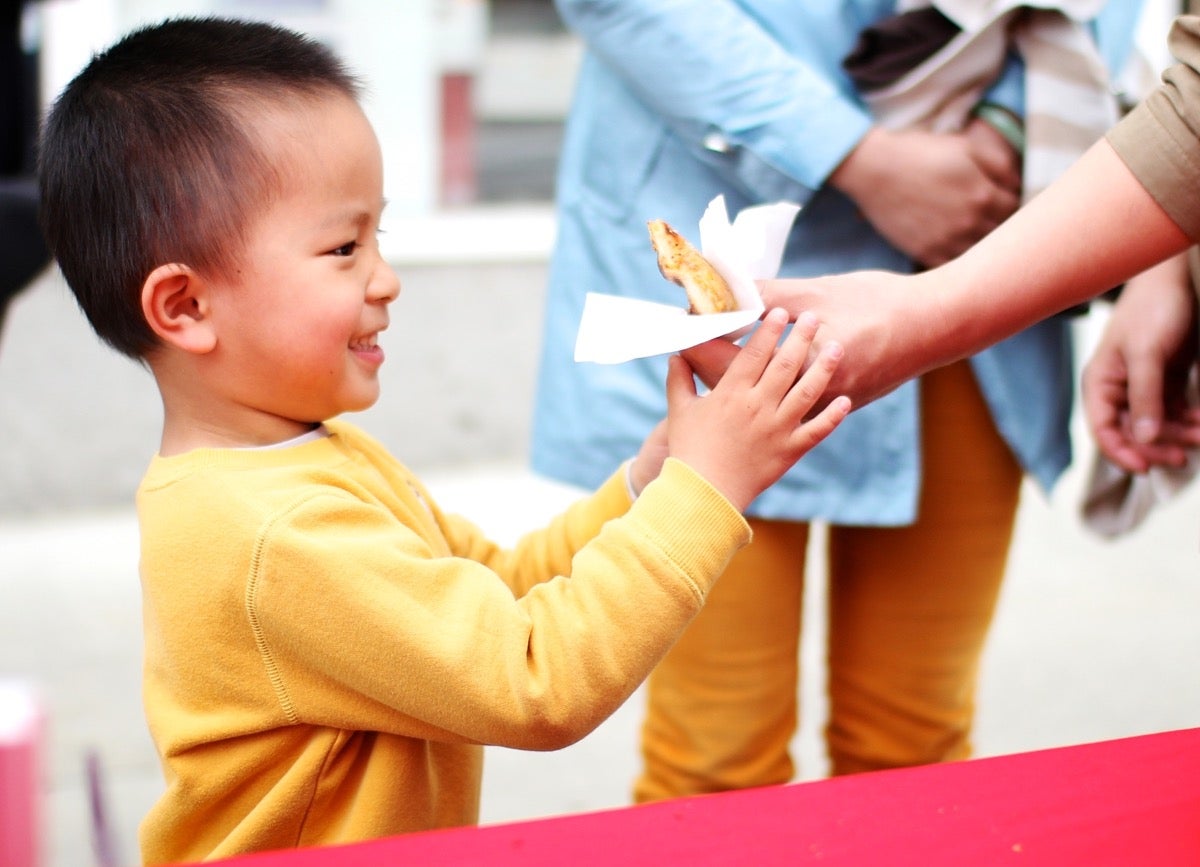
[829,120,1020,268]
[678,270,919,405]
[740,140,1193,412]
[760,268,927,407]
[1081,254,1200,473]
[680,140,1194,424]
[963,114,1022,194]
[630,418,669,494]
[630,309,851,510]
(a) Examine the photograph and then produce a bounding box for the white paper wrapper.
[573,195,801,364]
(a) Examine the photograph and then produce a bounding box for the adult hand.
[701,140,1195,417]
[682,270,947,412]
[679,338,740,392]
[1081,255,1200,473]
[829,124,1020,268]
[758,269,949,408]
[963,114,1022,194]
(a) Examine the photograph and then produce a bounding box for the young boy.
[38,16,850,864]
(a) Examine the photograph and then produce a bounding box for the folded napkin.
[573,195,800,364]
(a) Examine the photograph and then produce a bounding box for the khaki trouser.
[635,359,1023,801]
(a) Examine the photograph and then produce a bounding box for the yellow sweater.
[134,419,749,863]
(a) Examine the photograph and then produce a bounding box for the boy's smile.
[165,91,400,450]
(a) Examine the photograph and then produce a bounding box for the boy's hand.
[666,308,851,511]
[629,419,669,496]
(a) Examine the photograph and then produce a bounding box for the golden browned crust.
[647,219,737,314]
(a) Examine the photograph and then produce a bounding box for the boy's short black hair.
[38,16,361,360]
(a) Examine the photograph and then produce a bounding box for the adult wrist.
[827,126,887,199]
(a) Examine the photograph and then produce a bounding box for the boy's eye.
[330,241,358,256]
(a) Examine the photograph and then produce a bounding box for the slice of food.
[647,219,737,314]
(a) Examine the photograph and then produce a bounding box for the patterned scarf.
[844,0,1120,203]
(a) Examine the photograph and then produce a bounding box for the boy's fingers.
[664,353,698,412]
[790,310,820,342]
[791,395,852,451]
[781,339,843,418]
[719,308,788,387]
[757,311,820,396]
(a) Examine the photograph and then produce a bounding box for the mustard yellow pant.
[634,360,1024,801]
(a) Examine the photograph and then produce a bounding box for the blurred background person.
[530,0,1154,802]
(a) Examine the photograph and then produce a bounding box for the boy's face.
[203,91,399,433]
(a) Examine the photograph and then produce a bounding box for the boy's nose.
[370,258,401,303]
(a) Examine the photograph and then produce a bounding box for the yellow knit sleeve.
[247,459,749,750]
[433,464,633,598]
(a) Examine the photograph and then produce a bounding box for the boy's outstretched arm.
[632,309,850,511]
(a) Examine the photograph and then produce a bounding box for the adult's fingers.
[1124,352,1167,445]
[964,117,1022,193]
[791,394,852,452]
[781,339,844,421]
[680,338,740,391]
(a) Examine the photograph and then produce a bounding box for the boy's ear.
[141,263,216,354]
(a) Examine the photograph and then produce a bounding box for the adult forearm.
[755,138,1192,411]
[930,138,1191,363]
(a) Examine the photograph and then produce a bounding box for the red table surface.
[207,726,1200,866]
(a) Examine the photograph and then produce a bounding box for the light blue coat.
[531,0,1145,525]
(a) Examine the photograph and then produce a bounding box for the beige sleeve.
[1107,15,1200,241]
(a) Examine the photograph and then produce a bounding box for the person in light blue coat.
[531,0,1148,799]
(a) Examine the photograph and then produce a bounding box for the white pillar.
[328,0,439,218]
